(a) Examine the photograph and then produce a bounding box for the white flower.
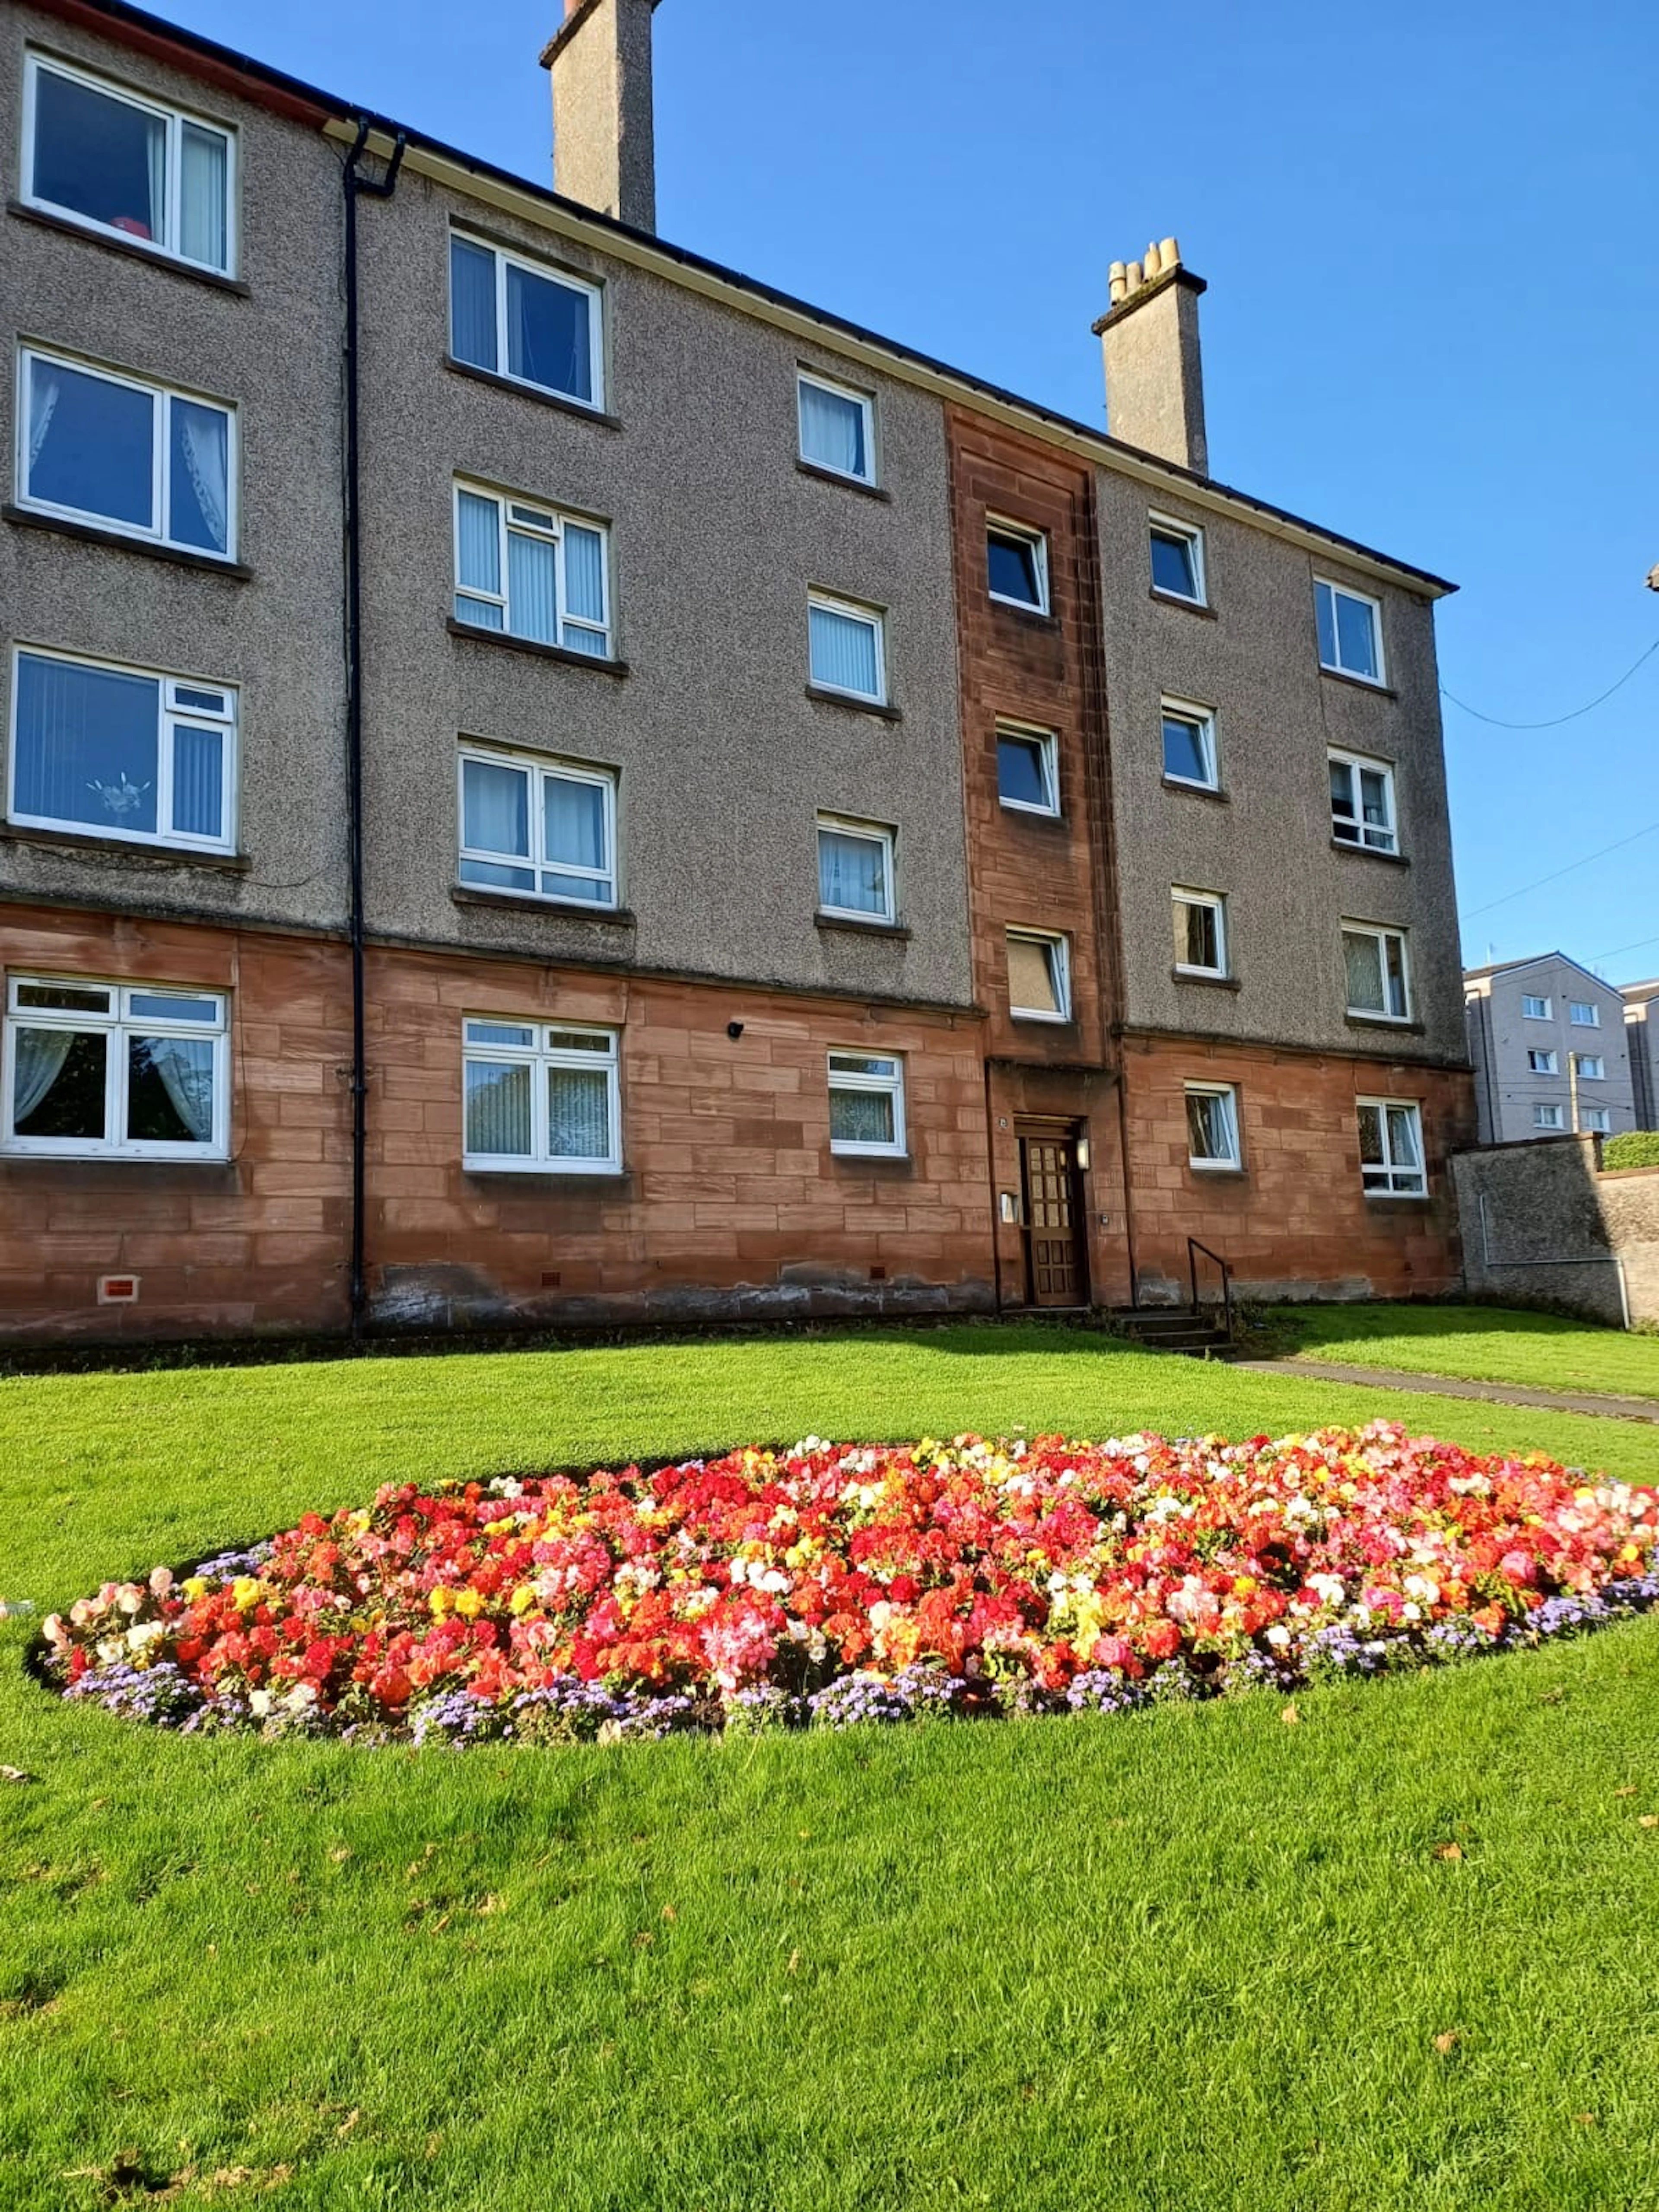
[1265,1625,1291,1649]
[249,1689,273,1718]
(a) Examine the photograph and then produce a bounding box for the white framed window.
[995,721,1059,815]
[1162,698,1217,791]
[816,815,895,924]
[448,232,603,410]
[1584,1107,1612,1134]
[1533,1103,1565,1131]
[1185,1082,1241,1171]
[22,52,235,274]
[458,746,616,907]
[1007,929,1071,1021]
[1173,887,1228,978]
[1342,922,1410,1020]
[1527,1048,1559,1075]
[3,976,226,1158]
[9,647,235,852]
[1149,513,1205,604]
[986,518,1049,613]
[797,370,875,484]
[1316,578,1385,684]
[18,346,235,558]
[453,483,610,658]
[1521,994,1551,1020]
[1576,1055,1605,1081]
[1329,748,1397,853]
[807,592,886,704]
[461,1019,620,1174]
[826,1049,906,1157]
[1358,1098,1425,1195]
[1569,1000,1601,1028]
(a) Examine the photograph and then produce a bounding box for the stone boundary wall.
[1452,1134,1659,1326]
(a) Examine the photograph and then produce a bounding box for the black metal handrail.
[1187,1237,1235,1339]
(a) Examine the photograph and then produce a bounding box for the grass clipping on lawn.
[39,1421,1659,1745]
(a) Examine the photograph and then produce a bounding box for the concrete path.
[1233,1357,1659,1426]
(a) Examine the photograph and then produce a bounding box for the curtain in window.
[506,529,558,643]
[465,1061,531,1156]
[543,778,605,871]
[547,1065,610,1160]
[562,525,605,627]
[1357,1104,1384,1166]
[1007,937,1060,1015]
[508,264,590,401]
[170,722,223,839]
[830,1088,893,1147]
[179,123,227,269]
[810,605,879,696]
[450,239,498,370]
[455,491,502,620]
[819,830,887,914]
[10,1028,73,1124]
[141,1035,214,1141]
[13,654,159,834]
[1385,1106,1422,1170]
[172,400,229,553]
[800,384,864,476]
[462,759,530,857]
[26,360,62,472]
[1187,1091,1234,1160]
[1344,932,1384,1010]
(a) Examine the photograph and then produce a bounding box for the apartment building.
[1624,982,1659,1131]
[1464,953,1640,1144]
[0,0,1475,1339]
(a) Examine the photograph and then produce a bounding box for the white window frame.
[1316,577,1386,685]
[2,975,229,1159]
[1527,1048,1559,1075]
[815,814,896,925]
[807,591,887,706]
[1173,887,1229,979]
[1575,1054,1606,1081]
[1161,696,1218,792]
[461,1018,621,1176]
[1583,1106,1612,1135]
[1533,1103,1565,1131]
[1569,1001,1601,1028]
[995,720,1060,816]
[1328,747,1398,854]
[795,369,876,485]
[1148,512,1206,605]
[456,744,617,908]
[17,345,238,559]
[1007,929,1071,1023]
[826,1049,906,1159]
[1521,994,1552,1020]
[1185,1081,1241,1172]
[986,516,1051,614]
[1357,1097,1426,1197]
[1342,920,1411,1022]
[22,51,237,275]
[8,645,236,854]
[448,230,604,410]
[452,481,611,657]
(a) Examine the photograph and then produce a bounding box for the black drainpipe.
[343,121,405,1340]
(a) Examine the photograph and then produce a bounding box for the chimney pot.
[1126,260,1143,290]
[1160,235,1180,267]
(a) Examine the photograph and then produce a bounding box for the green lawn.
[1271,1301,1659,1401]
[4,1323,1659,2211]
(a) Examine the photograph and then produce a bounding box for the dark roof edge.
[51,0,1456,599]
[1463,950,1617,990]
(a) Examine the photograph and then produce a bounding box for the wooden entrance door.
[1019,1128,1087,1308]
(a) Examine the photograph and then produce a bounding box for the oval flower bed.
[40,1424,1659,1746]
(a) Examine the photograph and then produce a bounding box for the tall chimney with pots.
[1092,238,1208,475]
[541,0,663,232]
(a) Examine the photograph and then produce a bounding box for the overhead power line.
[1440,633,1659,730]
[1460,817,1659,922]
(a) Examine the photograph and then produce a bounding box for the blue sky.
[168,0,1659,981]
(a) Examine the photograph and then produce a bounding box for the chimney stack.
[1092,238,1209,476]
[541,0,663,232]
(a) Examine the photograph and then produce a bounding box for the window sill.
[452,885,635,922]
[795,458,891,502]
[1332,836,1408,864]
[1344,1013,1425,1036]
[804,684,902,723]
[814,911,912,941]
[446,617,629,677]
[7,200,251,293]
[988,602,1061,632]
[998,801,1066,826]
[1189,1162,1246,1176]
[3,504,251,578]
[1320,667,1398,701]
[1364,1192,1432,1207]
[0,823,250,870]
[1150,589,1216,618]
[1010,1013,1077,1029]
[463,1164,630,1186]
[442,355,623,430]
[1163,777,1229,804]
[1172,968,1241,991]
[829,1150,915,1176]
[0,1148,230,1169]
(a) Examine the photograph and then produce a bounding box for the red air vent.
[97,1275,140,1305]
[870,1265,888,1282]
[541,1271,561,1288]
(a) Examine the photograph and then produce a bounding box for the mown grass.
[1272,1301,1659,1401]
[3,1322,1659,2211]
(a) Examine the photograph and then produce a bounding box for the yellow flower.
[453,1588,486,1620]
[232,1577,262,1611]
[182,1576,209,1601]
[429,1588,451,1618]
[510,1583,539,1616]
